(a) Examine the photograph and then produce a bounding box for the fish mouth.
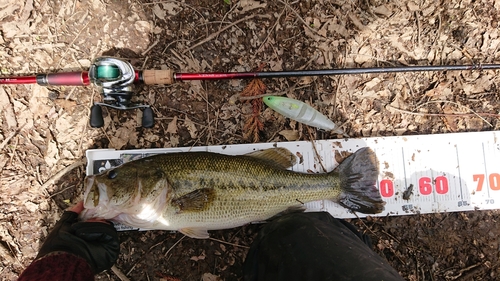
[81,175,118,220]
[81,176,109,217]
[82,176,110,207]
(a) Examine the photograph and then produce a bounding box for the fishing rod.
[1,56,500,128]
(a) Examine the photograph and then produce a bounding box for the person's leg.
[243,212,404,281]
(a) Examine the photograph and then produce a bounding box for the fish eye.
[107,170,118,179]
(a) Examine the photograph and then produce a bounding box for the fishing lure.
[263,96,349,137]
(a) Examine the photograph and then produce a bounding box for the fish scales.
[144,152,339,228]
[161,152,337,192]
[81,147,385,239]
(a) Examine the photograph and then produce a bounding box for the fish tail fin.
[335,147,385,214]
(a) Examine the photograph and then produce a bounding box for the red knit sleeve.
[18,252,94,281]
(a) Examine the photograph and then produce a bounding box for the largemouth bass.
[81,147,385,239]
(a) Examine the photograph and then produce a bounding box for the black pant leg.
[243,212,404,281]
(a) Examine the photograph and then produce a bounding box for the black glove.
[37,211,120,274]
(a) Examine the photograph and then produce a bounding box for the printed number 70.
[473,174,500,191]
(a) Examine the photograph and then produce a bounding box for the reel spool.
[88,57,154,128]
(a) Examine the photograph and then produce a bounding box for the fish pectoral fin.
[245,147,297,169]
[180,227,210,239]
[172,188,216,212]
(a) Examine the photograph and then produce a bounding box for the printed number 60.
[419,176,449,195]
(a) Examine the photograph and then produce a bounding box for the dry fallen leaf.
[238,0,266,14]
[163,2,181,15]
[279,129,300,141]
[0,88,17,128]
[202,273,221,281]
[44,140,59,167]
[53,99,77,114]
[190,250,206,261]
[442,104,458,132]
[110,127,137,149]
[169,135,179,147]
[0,0,22,21]
[153,4,166,20]
[134,21,151,33]
[354,45,373,64]
[166,116,178,134]
[29,85,52,118]
[424,82,452,98]
[184,116,198,138]
[373,5,392,17]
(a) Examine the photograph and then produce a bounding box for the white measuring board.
[86,130,500,222]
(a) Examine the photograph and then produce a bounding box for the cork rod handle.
[142,70,175,85]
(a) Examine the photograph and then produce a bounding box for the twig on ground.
[189,125,205,149]
[233,85,312,102]
[165,235,186,258]
[257,9,285,53]
[209,237,250,249]
[55,20,91,69]
[237,92,281,101]
[100,127,116,148]
[155,115,243,138]
[277,0,324,38]
[353,213,406,265]
[414,100,493,127]
[0,130,19,152]
[0,242,20,266]
[111,265,131,281]
[415,11,421,48]
[126,235,186,276]
[49,184,76,198]
[161,39,191,54]
[352,213,378,236]
[447,262,482,280]
[40,159,86,195]
[141,38,160,56]
[386,104,500,119]
[218,0,240,36]
[182,14,271,54]
[145,1,208,35]
[306,128,327,173]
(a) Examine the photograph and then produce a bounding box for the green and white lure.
[263,96,349,137]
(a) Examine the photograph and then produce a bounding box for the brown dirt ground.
[1,0,500,280]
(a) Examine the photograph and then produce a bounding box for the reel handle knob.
[90,104,104,128]
[142,107,154,128]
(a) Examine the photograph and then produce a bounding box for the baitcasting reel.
[88,57,154,128]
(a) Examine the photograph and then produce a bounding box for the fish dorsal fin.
[245,147,297,169]
[180,227,210,239]
[172,188,216,212]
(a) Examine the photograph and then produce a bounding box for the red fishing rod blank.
[2,61,500,86]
